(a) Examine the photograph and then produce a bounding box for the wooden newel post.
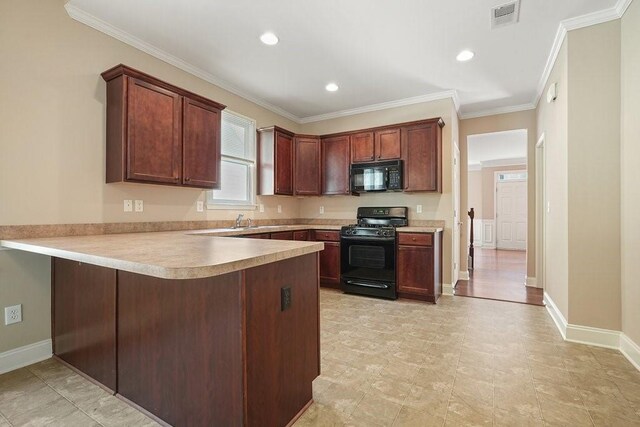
[468,208,475,270]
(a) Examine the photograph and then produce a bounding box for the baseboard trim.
[525,276,538,288]
[543,292,640,371]
[0,339,52,374]
[620,334,640,371]
[442,283,455,296]
[459,271,470,281]
[543,291,567,340]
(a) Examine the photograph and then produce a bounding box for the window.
[207,110,256,208]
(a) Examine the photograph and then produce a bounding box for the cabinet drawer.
[313,230,340,242]
[398,233,433,246]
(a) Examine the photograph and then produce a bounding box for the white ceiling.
[467,129,527,168]
[67,0,618,121]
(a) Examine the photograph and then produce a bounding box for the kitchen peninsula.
[0,231,324,427]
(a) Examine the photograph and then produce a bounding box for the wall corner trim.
[442,283,455,296]
[544,292,640,372]
[0,339,52,375]
[525,276,538,287]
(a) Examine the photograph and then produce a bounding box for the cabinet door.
[53,258,117,391]
[402,123,441,192]
[127,77,182,184]
[397,245,434,296]
[275,131,294,195]
[350,132,375,163]
[294,137,320,195]
[375,128,401,160]
[321,136,350,195]
[319,241,341,284]
[182,98,221,188]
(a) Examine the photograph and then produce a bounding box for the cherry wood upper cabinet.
[126,77,182,185]
[102,64,225,189]
[182,98,221,188]
[401,119,444,192]
[375,128,401,160]
[258,126,294,196]
[350,132,375,163]
[321,135,351,195]
[294,136,320,195]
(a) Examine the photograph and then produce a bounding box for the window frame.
[206,110,257,210]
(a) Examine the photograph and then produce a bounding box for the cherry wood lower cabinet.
[396,231,443,303]
[270,231,294,240]
[51,254,320,427]
[312,230,341,288]
[52,259,117,391]
[293,230,310,241]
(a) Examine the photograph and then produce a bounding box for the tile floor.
[1,290,639,426]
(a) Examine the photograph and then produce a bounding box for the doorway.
[458,129,542,305]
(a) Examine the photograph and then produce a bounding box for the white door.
[496,180,527,250]
[453,144,461,283]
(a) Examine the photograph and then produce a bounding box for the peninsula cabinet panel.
[102,64,225,189]
[321,135,351,195]
[117,271,244,426]
[294,136,321,195]
[350,131,375,163]
[245,254,319,427]
[127,77,182,185]
[182,98,221,188]
[375,128,401,160]
[52,258,116,391]
[402,120,443,192]
[258,126,294,195]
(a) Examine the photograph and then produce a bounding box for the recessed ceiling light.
[325,83,339,92]
[456,50,475,62]
[260,32,279,46]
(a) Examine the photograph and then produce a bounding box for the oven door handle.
[345,280,391,290]
[340,236,396,243]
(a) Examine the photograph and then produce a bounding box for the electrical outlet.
[320,206,325,214]
[4,304,22,325]
[259,204,265,213]
[124,200,133,212]
[134,200,144,212]
[417,205,423,214]
[196,201,204,212]
[277,204,282,214]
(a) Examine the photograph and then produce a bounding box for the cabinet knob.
[412,237,417,241]
[174,176,179,180]
[185,177,191,182]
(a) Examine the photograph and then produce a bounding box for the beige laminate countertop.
[0,231,324,280]
[187,224,444,236]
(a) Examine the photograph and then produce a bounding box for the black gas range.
[340,207,408,299]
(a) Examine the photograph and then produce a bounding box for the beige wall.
[0,0,303,353]
[621,0,640,345]
[566,21,621,331]
[460,111,537,278]
[536,40,569,320]
[299,99,456,285]
[467,171,483,220]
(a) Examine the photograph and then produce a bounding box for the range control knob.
[376,230,382,236]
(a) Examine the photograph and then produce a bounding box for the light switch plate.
[134,200,144,212]
[319,206,325,214]
[196,201,204,212]
[277,205,282,214]
[124,200,133,212]
[416,205,423,214]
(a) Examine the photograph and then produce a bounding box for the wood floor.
[455,248,544,305]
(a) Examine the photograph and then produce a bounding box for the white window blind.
[207,111,256,207]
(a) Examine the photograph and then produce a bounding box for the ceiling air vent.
[491,0,520,29]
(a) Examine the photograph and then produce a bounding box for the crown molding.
[460,103,536,120]
[298,90,459,124]
[533,0,632,106]
[64,3,301,124]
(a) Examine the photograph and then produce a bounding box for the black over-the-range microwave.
[350,160,403,193]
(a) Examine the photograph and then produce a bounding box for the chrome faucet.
[234,214,244,229]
